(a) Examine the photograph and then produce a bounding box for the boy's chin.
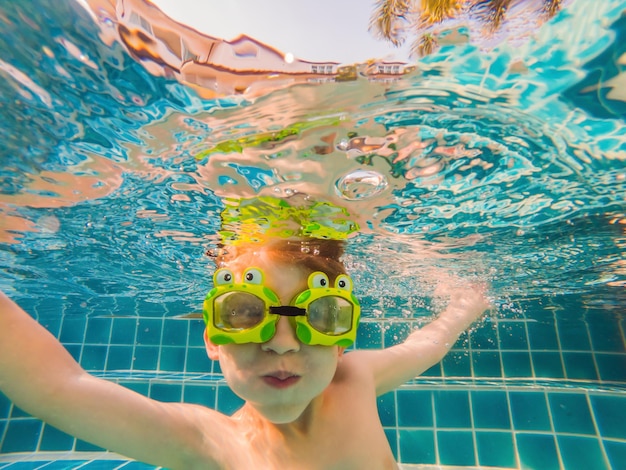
[254,401,311,424]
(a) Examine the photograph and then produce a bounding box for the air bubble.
[335,169,388,201]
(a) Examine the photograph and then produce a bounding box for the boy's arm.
[346,281,490,396]
[0,291,223,469]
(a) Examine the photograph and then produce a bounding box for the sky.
[150,0,413,64]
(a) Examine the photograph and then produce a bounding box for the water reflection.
[0,0,624,301]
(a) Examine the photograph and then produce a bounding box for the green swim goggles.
[203,267,361,347]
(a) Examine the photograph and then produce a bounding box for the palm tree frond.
[369,0,411,46]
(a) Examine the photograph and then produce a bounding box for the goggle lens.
[213,292,265,330]
[307,296,354,335]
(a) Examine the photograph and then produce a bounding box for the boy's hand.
[433,276,492,331]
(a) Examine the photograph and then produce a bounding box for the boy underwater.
[0,200,490,469]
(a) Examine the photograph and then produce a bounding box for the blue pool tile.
[114,296,138,315]
[136,318,163,346]
[527,318,560,350]
[40,315,63,338]
[384,428,398,461]
[398,430,436,465]
[587,314,625,353]
[162,319,190,346]
[132,345,159,370]
[604,439,626,470]
[557,319,591,351]
[383,321,412,348]
[441,350,471,377]
[80,344,108,371]
[469,319,498,350]
[119,380,149,396]
[563,352,599,381]
[84,317,112,344]
[110,317,138,344]
[150,382,183,402]
[356,321,383,349]
[59,315,87,344]
[509,391,551,431]
[159,346,186,372]
[183,383,217,408]
[501,351,533,378]
[498,321,529,349]
[434,390,471,428]
[532,351,565,379]
[516,434,560,470]
[106,345,134,370]
[9,404,30,418]
[471,390,511,430]
[377,391,397,427]
[396,390,433,427]
[0,393,10,419]
[558,435,610,470]
[476,431,516,468]
[548,392,595,435]
[590,394,626,440]
[595,353,626,382]
[188,321,206,347]
[437,430,476,466]
[39,423,75,451]
[472,351,503,378]
[216,385,244,415]
[65,344,83,363]
[74,438,105,452]
[185,347,211,373]
[0,418,42,452]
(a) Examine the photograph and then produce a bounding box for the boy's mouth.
[262,371,301,389]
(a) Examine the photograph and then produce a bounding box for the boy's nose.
[261,316,301,354]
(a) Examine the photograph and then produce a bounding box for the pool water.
[1,0,625,469]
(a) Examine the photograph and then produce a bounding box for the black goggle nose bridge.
[269,306,307,317]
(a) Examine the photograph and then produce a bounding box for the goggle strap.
[269,306,307,317]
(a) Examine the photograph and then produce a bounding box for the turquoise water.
[0,0,625,468]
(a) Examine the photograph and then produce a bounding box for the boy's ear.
[204,330,220,361]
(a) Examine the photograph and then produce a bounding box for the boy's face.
[204,249,345,424]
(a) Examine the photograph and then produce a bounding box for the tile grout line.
[586,390,613,470]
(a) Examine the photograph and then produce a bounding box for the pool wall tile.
[516,433,561,470]
[509,392,551,431]
[434,390,471,428]
[377,392,397,427]
[557,435,610,470]
[396,390,433,428]
[532,351,565,378]
[39,424,74,452]
[471,390,511,429]
[475,431,517,468]
[437,430,476,466]
[398,430,436,465]
[590,394,626,440]
[548,392,595,435]
[604,440,626,470]
[1,419,42,453]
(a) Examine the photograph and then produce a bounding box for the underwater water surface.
[0,0,625,468]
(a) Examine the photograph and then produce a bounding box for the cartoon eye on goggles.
[202,267,361,347]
